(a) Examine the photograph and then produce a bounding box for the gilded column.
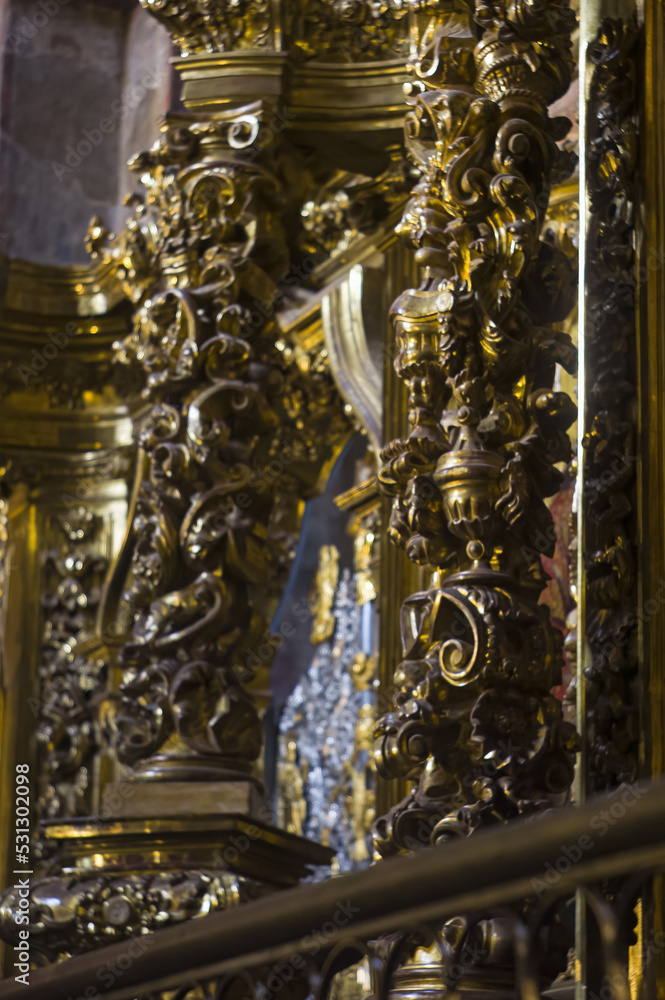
[582,18,638,793]
[0,3,347,960]
[90,4,348,813]
[94,108,300,803]
[578,13,642,996]
[370,1,580,990]
[0,260,135,973]
[374,0,579,858]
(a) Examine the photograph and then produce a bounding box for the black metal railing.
[5,780,665,1000]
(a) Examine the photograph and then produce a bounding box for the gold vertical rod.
[576,1,593,991]
[576,0,591,816]
[638,0,665,994]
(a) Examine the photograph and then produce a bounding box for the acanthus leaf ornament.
[88,102,349,787]
[290,0,409,62]
[374,0,579,860]
[139,0,275,54]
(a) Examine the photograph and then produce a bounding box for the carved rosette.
[90,104,347,784]
[374,0,580,857]
[583,19,638,791]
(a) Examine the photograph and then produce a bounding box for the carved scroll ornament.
[90,104,348,782]
[374,0,580,855]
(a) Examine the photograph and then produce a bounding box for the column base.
[0,815,333,960]
[101,777,266,819]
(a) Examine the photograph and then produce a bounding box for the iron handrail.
[5,780,665,1000]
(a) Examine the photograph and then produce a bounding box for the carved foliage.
[139,0,274,54]
[35,508,109,820]
[583,19,639,791]
[374,0,579,855]
[92,107,347,774]
[290,0,409,62]
[300,156,417,260]
[140,0,409,60]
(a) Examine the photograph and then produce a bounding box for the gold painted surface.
[377,236,422,819]
[0,0,653,988]
[310,546,340,644]
[0,255,125,318]
[322,266,383,457]
[278,740,307,836]
[0,252,136,973]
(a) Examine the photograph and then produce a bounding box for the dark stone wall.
[0,0,172,265]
